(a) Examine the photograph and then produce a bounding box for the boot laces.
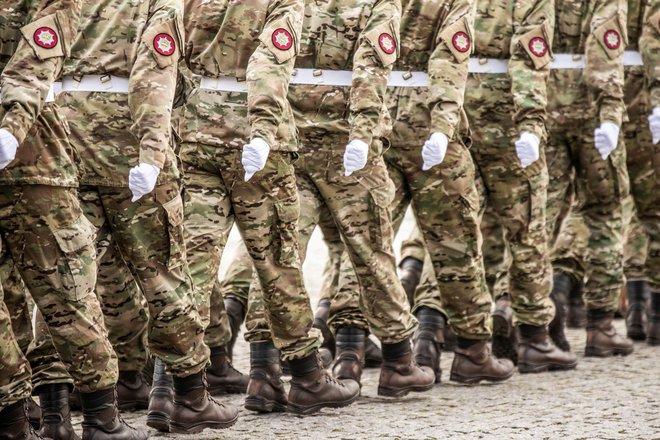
[323,372,344,387]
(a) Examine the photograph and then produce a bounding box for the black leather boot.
[625,280,649,340]
[80,388,147,440]
[38,384,79,440]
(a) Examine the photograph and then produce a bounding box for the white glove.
[421,132,448,171]
[514,131,540,168]
[128,163,160,202]
[242,138,270,182]
[0,128,19,170]
[594,121,620,160]
[343,139,369,176]
[649,107,660,145]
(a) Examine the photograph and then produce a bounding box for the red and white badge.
[379,33,396,55]
[452,31,470,53]
[33,27,58,49]
[153,33,176,56]
[272,28,293,51]
[604,29,621,50]
[529,36,548,57]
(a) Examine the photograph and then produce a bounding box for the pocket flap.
[162,193,184,226]
[20,13,65,60]
[259,16,299,64]
[519,21,553,70]
[363,20,399,67]
[52,215,96,254]
[274,195,299,223]
[439,16,473,63]
[141,17,183,69]
[593,12,627,60]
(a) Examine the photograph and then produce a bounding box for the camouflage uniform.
[180,0,321,360]
[57,0,209,376]
[0,0,119,407]
[546,0,630,312]
[466,0,555,326]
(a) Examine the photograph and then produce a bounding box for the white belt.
[388,71,429,87]
[60,75,129,93]
[290,69,353,86]
[622,50,643,66]
[468,58,509,74]
[199,75,247,93]
[551,51,643,69]
[45,82,60,103]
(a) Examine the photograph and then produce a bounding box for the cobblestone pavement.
[73,216,660,439]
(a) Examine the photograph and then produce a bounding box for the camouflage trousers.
[0,185,118,407]
[180,144,320,360]
[79,183,208,376]
[466,74,554,327]
[246,138,417,345]
[328,141,492,340]
[546,117,630,312]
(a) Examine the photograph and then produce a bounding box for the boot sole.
[377,381,435,398]
[287,393,360,415]
[245,395,287,413]
[584,346,634,357]
[169,414,239,434]
[518,360,578,374]
[647,338,660,346]
[146,411,171,433]
[449,369,515,385]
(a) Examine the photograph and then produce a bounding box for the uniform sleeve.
[427,0,475,139]
[508,0,554,139]
[247,0,304,149]
[0,0,81,144]
[129,0,183,169]
[350,0,401,146]
[584,0,628,126]
[640,1,660,108]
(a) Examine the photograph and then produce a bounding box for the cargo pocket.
[162,193,186,269]
[273,196,301,267]
[367,181,395,255]
[52,214,97,302]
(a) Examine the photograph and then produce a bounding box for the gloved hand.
[594,121,620,160]
[0,128,19,170]
[344,139,369,176]
[128,163,160,202]
[242,137,270,182]
[649,107,660,145]
[514,131,540,168]
[421,132,448,171]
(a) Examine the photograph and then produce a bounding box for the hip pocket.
[162,193,186,269]
[273,195,301,267]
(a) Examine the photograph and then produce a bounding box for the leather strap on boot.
[250,341,280,369]
[381,338,412,362]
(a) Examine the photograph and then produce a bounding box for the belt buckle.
[100,74,113,91]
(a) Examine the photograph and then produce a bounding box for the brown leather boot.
[646,292,660,346]
[585,311,634,357]
[287,352,360,415]
[517,326,577,373]
[244,341,288,413]
[81,388,147,440]
[206,346,249,395]
[224,296,245,361]
[378,338,435,397]
[364,336,383,368]
[313,299,336,360]
[412,308,445,383]
[399,257,423,306]
[116,371,149,412]
[68,389,81,412]
[38,384,79,440]
[443,326,457,352]
[170,371,239,434]
[549,272,571,351]
[566,276,586,328]
[625,280,649,341]
[450,340,515,384]
[28,397,41,430]
[332,327,365,385]
[491,297,518,364]
[0,399,43,440]
[146,359,173,433]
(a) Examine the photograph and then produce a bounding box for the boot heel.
[146,411,170,432]
[245,395,286,413]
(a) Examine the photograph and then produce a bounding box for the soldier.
[638,0,659,345]
[171,0,360,421]
[243,0,437,412]
[55,0,239,435]
[0,0,125,438]
[545,0,634,357]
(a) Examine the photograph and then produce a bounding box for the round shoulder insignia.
[452,31,471,53]
[379,33,396,55]
[153,33,176,56]
[529,36,548,57]
[272,28,293,51]
[33,27,58,49]
[603,29,621,50]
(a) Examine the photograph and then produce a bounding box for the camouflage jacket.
[472,0,555,139]
[289,0,402,147]
[640,0,659,108]
[552,0,628,126]
[58,0,183,187]
[180,0,304,151]
[627,0,650,50]
[0,0,81,186]
[388,0,474,148]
